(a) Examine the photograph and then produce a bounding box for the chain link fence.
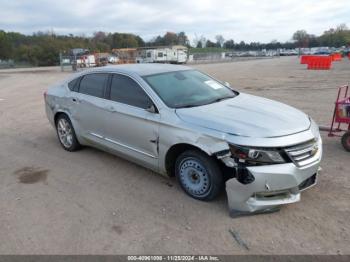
[187,50,280,64]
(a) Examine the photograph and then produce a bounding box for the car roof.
[86,63,192,76]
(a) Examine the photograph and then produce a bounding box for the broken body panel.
[156,115,321,216]
[225,133,321,216]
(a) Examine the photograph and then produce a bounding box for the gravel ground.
[0,57,349,254]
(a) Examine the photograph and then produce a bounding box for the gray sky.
[1,0,349,43]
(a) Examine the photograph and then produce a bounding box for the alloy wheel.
[57,118,73,148]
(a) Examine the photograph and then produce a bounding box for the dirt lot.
[0,57,349,254]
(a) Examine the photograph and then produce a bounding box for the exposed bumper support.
[225,162,321,217]
[219,136,322,217]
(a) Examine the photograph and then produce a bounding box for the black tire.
[341,132,350,152]
[55,114,81,152]
[175,150,223,201]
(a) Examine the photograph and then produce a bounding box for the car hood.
[175,93,311,138]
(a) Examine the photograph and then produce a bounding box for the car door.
[73,73,109,143]
[103,73,160,169]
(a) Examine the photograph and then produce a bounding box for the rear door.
[103,73,160,169]
[73,73,109,142]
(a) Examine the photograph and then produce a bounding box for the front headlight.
[229,144,286,165]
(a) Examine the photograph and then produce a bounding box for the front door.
[102,73,160,169]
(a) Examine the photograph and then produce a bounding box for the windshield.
[143,70,237,108]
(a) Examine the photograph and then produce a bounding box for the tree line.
[0,24,349,66]
[195,24,350,50]
[0,31,146,66]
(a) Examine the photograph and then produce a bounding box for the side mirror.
[224,81,231,88]
[146,104,157,113]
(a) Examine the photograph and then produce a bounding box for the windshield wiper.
[176,96,235,108]
[208,96,234,104]
[176,104,202,108]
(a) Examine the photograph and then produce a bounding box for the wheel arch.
[165,143,213,177]
[54,110,80,138]
[54,111,69,126]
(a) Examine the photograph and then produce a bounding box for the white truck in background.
[69,48,96,68]
[76,54,96,67]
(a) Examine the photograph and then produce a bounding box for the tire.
[55,114,81,152]
[341,132,350,152]
[175,150,223,201]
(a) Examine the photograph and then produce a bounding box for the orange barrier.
[331,53,342,61]
[300,55,317,64]
[307,56,332,70]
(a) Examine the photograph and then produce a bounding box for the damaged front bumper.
[225,139,322,217]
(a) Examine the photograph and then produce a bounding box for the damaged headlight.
[310,117,320,139]
[229,144,286,165]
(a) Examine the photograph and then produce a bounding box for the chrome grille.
[285,139,319,167]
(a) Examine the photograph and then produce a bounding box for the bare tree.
[292,30,309,48]
[200,35,206,48]
[193,34,206,48]
[215,35,225,47]
[336,23,348,32]
[192,34,200,47]
[93,31,107,42]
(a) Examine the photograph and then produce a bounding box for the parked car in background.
[108,55,119,64]
[314,50,331,55]
[95,56,108,67]
[44,64,322,216]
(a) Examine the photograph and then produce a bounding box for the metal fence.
[187,51,279,64]
[0,60,33,69]
[0,50,281,71]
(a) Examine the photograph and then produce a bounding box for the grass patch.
[188,47,230,54]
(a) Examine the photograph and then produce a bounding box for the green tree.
[111,33,140,48]
[224,39,235,49]
[0,30,12,59]
[148,32,189,46]
[177,31,189,46]
[319,24,350,47]
[205,40,216,48]
[163,32,178,45]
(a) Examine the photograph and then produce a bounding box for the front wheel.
[341,132,350,152]
[175,150,223,201]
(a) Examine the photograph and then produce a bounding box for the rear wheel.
[56,114,81,152]
[341,132,350,152]
[175,150,223,201]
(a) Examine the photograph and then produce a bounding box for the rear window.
[79,73,108,98]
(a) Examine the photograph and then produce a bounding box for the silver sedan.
[45,64,322,217]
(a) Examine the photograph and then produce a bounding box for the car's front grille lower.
[285,139,320,167]
[298,174,317,191]
[255,190,291,200]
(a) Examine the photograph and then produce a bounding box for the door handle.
[72,98,79,103]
